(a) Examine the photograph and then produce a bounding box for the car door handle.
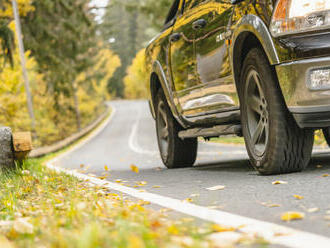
[192,19,207,30]
[169,33,181,43]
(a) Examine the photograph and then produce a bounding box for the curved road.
[55,100,330,237]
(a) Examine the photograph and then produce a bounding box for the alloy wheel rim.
[245,69,269,157]
[157,101,169,160]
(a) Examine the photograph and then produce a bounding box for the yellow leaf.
[322,174,329,177]
[168,225,179,235]
[128,235,144,248]
[293,195,304,200]
[211,224,236,232]
[281,212,305,222]
[104,165,109,171]
[272,181,288,185]
[130,164,139,174]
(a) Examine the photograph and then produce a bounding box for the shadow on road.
[192,151,330,175]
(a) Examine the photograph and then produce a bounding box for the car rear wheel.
[155,89,197,168]
[240,48,314,175]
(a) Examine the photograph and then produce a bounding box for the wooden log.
[12,132,32,160]
[0,127,14,168]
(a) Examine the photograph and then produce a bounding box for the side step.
[178,124,242,139]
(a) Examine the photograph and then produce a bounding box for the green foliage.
[100,0,172,98]
[21,0,98,99]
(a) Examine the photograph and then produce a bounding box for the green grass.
[207,136,245,145]
[208,131,329,147]
[0,162,268,247]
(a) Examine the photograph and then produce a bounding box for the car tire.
[155,88,197,168]
[240,48,314,175]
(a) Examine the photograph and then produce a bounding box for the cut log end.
[12,132,33,160]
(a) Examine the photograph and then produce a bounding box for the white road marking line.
[127,103,248,157]
[128,104,159,156]
[46,162,330,248]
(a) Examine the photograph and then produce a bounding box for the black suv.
[145,0,330,175]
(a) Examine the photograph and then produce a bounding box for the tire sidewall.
[240,49,280,171]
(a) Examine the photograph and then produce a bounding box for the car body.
[145,0,330,174]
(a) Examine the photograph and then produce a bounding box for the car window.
[164,0,181,25]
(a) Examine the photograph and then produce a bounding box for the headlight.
[270,0,330,37]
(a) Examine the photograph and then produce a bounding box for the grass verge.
[208,130,328,147]
[0,161,267,248]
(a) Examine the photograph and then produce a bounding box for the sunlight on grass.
[0,160,268,247]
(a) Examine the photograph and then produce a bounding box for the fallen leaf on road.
[190,193,200,197]
[293,195,304,200]
[207,185,226,191]
[152,185,161,188]
[281,212,305,222]
[138,181,147,186]
[322,174,329,177]
[184,198,193,203]
[115,179,122,183]
[307,208,319,213]
[324,216,330,221]
[261,202,281,208]
[130,164,139,174]
[104,165,109,171]
[272,181,288,185]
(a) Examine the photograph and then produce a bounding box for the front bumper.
[276,57,330,128]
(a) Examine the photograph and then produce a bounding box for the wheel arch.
[150,61,186,127]
[231,15,280,93]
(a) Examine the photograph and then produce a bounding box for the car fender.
[230,14,280,67]
[152,60,186,128]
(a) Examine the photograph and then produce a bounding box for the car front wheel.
[240,48,314,175]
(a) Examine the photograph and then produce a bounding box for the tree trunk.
[73,82,82,131]
[0,127,14,169]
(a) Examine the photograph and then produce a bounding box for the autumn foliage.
[0,1,121,147]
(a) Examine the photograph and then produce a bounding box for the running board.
[178,124,242,139]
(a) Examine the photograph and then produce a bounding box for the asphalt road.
[55,100,330,237]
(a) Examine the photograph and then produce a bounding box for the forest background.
[0,0,171,147]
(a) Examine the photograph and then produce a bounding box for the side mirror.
[231,0,245,4]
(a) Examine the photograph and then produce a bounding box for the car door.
[170,0,206,117]
[194,0,238,114]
